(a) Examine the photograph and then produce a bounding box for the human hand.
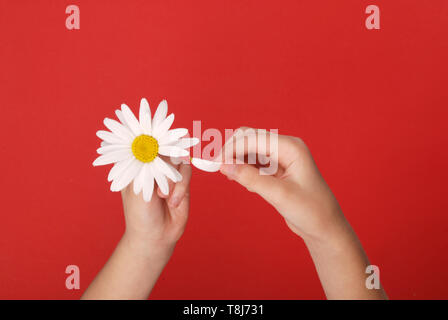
[120,162,192,255]
[218,128,389,299]
[82,162,191,300]
[219,128,349,245]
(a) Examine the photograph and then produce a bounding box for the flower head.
[93,98,199,202]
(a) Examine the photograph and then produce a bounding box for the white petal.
[139,98,152,134]
[96,130,126,144]
[104,118,134,142]
[176,137,200,149]
[101,141,109,147]
[158,145,189,157]
[191,157,222,172]
[152,100,167,130]
[121,103,143,136]
[154,157,182,182]
[159,128,188,145]
[110,160,143,192]
[93,150,132,166]
[133,164,146,195]
[150,162,169,195]
[97,144,130,155]
[108,157,134,182]
[153,114,174,140]
[115,110,128,127]
[142,168,155,202]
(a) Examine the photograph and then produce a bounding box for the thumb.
[220,163,286,207]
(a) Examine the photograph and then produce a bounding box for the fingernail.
[220,164,236,179]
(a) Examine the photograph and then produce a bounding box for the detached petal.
[191,157,222,172]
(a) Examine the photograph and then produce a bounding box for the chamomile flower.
[93,98,199,202]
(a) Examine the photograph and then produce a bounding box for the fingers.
[218,127,310,207]
[167,163,192,208]
[218,127,300,171]
[220,163,288,207]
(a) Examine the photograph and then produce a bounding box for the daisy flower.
[93,98,199,202]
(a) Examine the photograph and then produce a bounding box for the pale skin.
[81,162,191,300]
[82,128,387,300]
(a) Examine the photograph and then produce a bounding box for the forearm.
[81,233,174,300]
[304,221,387,300]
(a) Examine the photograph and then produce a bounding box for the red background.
[0,0,447,299]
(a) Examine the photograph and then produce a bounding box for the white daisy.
[93,98,199,202]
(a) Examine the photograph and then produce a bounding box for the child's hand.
[121,162,192,253]
[219,128,387,299]
[82,162,192,299]
[219,128,346,244]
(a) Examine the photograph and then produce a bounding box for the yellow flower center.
[132,135,159,163]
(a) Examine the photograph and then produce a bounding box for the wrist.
[121,231,176,261]
[300,206,353,243]
[303,219,359,256]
